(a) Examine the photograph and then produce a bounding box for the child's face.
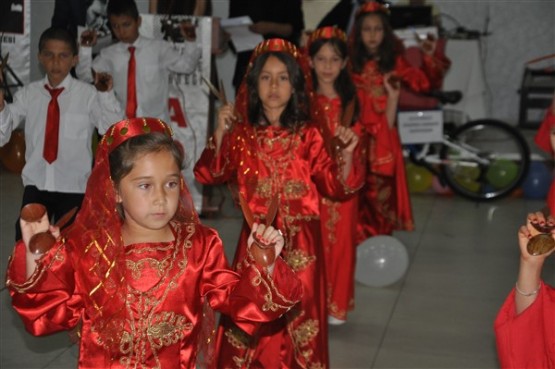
[109,14,141,44]
[38,40,78,87]
[310,43,346,87]
[257,55,293,114]
[115,150,180,236]
[360,14,385,53]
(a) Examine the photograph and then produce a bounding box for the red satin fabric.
[126,46,137,118]
[194,122,364,368]
[314,94,366,320]
[534,110,555,215]
[353,57,429,239]
[494,283,555,368]
[43,85,64,163]
[6,222,301,369]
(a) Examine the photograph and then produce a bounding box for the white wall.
[433,1,555,124]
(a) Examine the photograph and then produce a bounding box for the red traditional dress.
[313,93,366,321]
[194,121,364,368]
[353,56,430,241]
[494,282,555,368]
[6,118,302,369]
[534,109,555,214]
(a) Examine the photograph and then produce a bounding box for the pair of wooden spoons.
[20,203,77,254]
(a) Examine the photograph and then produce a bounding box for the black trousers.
[15,185,84,241]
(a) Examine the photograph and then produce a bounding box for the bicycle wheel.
[439,119,530,201]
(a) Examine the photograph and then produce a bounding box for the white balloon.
[355,235,409,287]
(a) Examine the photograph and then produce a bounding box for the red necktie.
[43,85,64,164]
[126,46,137,118]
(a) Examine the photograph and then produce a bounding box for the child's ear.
[137,16,142,29]
[308,59,314,69]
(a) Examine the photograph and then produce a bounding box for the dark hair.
[351,12,397,74]
[107,0,139,20]
[246,52,309,130]
[109,133,184,186]
[39,27,78,56]
[309,37,359,124]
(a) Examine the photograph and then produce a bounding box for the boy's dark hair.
[246,52,309,131]
[39,27,78,56]
[351,12,397,74]
[309,38,359,125]
[107,0,140,20]
[109,132,184,187]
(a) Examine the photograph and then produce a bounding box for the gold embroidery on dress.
[321,198,339,244]
[284,249,316,272]
[91,222,196,368]
[283,180,309,200]
[255,178,273,199]
[148,311,192,349]
[292,319,319,347]
[125,256,171,280]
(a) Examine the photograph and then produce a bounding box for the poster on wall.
[0,0,30,101]
[140,14,212,213]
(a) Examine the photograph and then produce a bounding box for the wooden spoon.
[28,207,78,254]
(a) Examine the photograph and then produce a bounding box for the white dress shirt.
[77,36,201,122]
[0,74,123,193]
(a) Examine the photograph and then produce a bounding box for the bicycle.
[399,95,530,202]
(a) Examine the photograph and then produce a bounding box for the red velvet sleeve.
[534,110,555,155]
[199,227,302,335]
[396,56,431,94]
[194,131,238,185]
[494,283,555,368]
[6,240,83,336]
[420,38,451,91]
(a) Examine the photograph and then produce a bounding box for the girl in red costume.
[533,93,555,214]
[194,39,363,368]
[6,117,302,369]
[349,1,431,241]
[494,210,555,368]
[307,26,366,325]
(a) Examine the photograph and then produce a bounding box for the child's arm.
[0,85,27,146]
[88,75,125,134]
[514,211,555,314]
[76,40,95,84]
[6,218,82,336]
[334,126,359,181]
[384,72,401,129]
[162,40,202,75]
[199,225,302,335]
[193,104,238,185]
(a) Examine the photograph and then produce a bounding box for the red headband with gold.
[356,1,390,17]
[308,26,347,48]
[101,117,173,152]
[249,38,299,65]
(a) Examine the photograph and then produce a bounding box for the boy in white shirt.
[0,26,123,240]
[76,0,201,122]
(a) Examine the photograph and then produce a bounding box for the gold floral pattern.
[283,180,309,200]
[125,256,171,280]
[284,249,316,272]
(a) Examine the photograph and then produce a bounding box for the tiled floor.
[1,143,554,368]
